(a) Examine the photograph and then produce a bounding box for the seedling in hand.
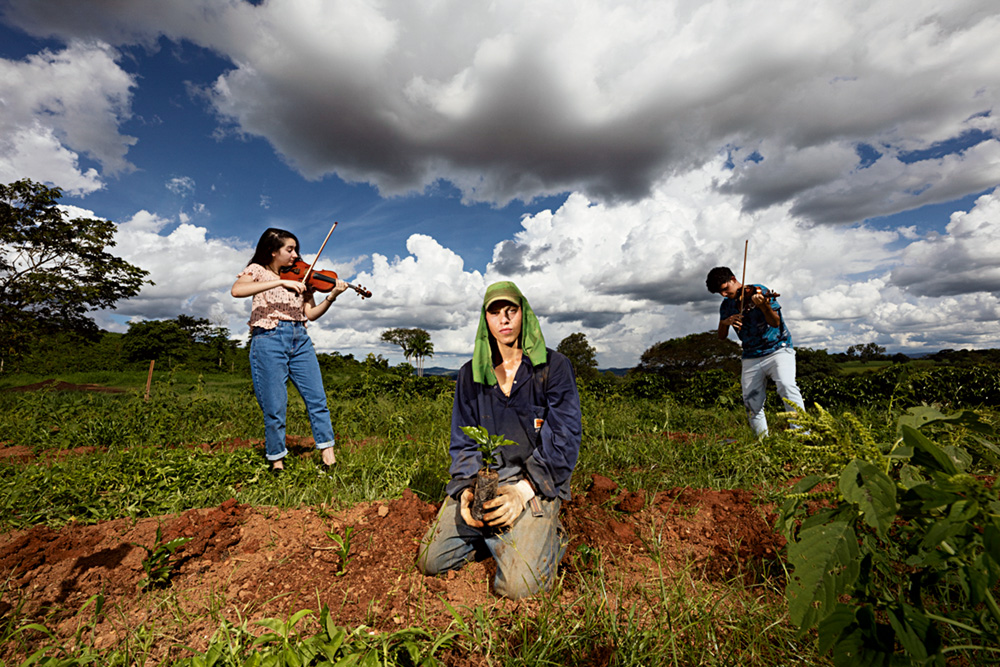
[460,426,516,522]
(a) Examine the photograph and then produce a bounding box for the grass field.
[0,369,996,666]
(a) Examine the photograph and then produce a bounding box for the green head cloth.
[471,281,547,385]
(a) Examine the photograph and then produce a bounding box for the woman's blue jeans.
[249,321,335,461]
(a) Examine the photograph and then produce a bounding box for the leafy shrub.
[779,405,1000,665]
[578,374,623,400]
[799,364,1000,410]
[676,369,741,409]
[621,372,672,400]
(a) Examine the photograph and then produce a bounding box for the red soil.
[0,381,786,664]
[0,477,783,664]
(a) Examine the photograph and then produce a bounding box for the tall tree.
[0,179,150,365]
[121,319,191,366]
[381,327,434,375]
[846,342,887,363]
[409,330,435,377]
[557,332,599,381]
[635,331,741,378]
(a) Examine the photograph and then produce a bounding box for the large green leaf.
[901,483,962,513]
[839,459,897,538]
[985,522,1000,570]
[787,521,861,630]
[831,607,894,667]
[898,406,996,437]
[887,603,940,662]
[902,425,958,475]
[897,405,950,432]
[970,436,1000,467]
[918,499,979,553]
[817,604,857,654]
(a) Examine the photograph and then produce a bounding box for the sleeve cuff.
[513,479,535,504]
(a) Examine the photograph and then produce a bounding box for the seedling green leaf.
[135,525,192,590]
[324,526,355,576]
[460,425,516,471]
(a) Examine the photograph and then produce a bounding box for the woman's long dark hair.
[247,228,300,268]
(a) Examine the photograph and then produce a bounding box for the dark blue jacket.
[445,349,582,500]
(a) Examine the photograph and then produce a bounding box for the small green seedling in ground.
[325,526,354,576]
[574,543,601,570]
[134,525,192,590]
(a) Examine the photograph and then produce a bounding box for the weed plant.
[779,405,1000,664]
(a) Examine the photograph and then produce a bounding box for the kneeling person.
[416,281,582,599]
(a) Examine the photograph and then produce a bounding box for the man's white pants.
[742,347,804,436]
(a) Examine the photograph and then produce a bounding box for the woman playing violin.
[706,266,804,437]
[231,227,348,473]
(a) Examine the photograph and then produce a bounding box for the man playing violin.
[706,267,804,436]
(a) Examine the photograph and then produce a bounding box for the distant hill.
[421,366,460,378]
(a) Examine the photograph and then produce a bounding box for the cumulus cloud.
[890,188,1000,296]
[94,210,250,330]
[302,163,998,365]
[4,0,998,219]
[724,139,1000,223]
[0,40,135,191]
[0,124,103,193]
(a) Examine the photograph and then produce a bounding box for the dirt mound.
[0,477,783,664]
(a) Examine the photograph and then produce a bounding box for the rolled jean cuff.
[316,440,335,450]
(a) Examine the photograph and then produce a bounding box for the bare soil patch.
[0,474,783,664]
[1,380,785,663]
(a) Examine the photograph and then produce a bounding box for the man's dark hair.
[706,267,735,294]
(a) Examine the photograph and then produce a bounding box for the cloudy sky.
[2,0,999,369]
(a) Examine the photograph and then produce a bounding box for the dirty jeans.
[416,495,566,599]
[249,320,335,461]
[742,347,805,436]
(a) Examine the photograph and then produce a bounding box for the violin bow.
[738,239,748,313]
[302,222,338,286]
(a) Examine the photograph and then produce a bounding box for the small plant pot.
[471,468,499,522]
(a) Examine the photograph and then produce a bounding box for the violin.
[279,259,372,299]
[739,285,779,314]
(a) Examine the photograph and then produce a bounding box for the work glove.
[482,480,535,529]
[458,487,483,528]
